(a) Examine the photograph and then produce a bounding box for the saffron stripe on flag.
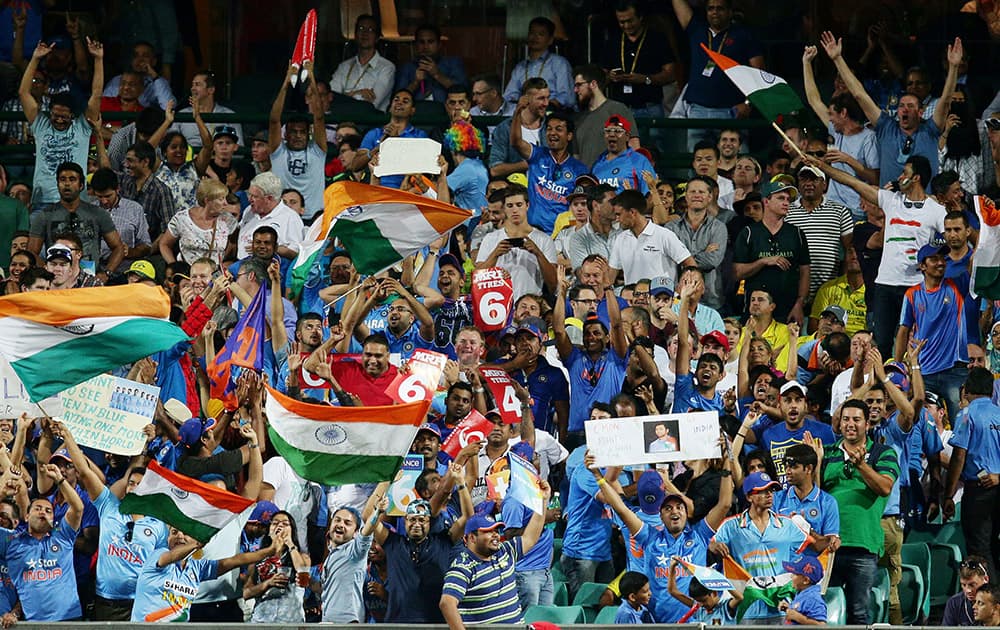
[0,285,172,325]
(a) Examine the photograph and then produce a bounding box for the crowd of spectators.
[1,0,1000,627]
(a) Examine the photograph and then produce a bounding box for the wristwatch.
[644,75,651,85]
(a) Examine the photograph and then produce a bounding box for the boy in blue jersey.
[673,277,732,415]
[510,106,588,233]
[667,560,741,625]
[778,555,828,624]
[591,115,654,193]
[774,443,841,544]
[615,570,656,623]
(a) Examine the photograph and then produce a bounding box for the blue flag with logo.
[207,284,268,407]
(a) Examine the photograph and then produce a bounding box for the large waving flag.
[675,557,735,591]
[206,285,267,406]
[723,555,798,621]
[264,384,430,485]
[120,460,254,543]
[0,285,188,401]
[971,195,1000,299]
[701,44,804,122]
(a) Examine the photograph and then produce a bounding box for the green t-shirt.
[0,196,29,270]
[733,221,810,317]
[821,438,899,554]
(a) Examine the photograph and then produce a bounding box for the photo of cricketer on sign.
[585,411,721,467]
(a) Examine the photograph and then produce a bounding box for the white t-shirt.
[609,221,692,284]
[262,456,316,550]
[830,369,869,415]
[238,201,305,259]
[475,228,557,300]
[874,190,946,287]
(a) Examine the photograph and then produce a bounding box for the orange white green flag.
[700,44,804,122]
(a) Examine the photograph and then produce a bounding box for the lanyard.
[620,29,647,73]
[524,53,549,83]
[706,28,729,55]
[345,58,372,91]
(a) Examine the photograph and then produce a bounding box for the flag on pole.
[206,284,267,407]
[119,460,254,543]
[264,384,429,485]
[0,285,188,401]
[972,195,1000,299]
[700,44,804,121]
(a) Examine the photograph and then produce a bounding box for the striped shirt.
[786,198,854,300]
[442,538,523,625]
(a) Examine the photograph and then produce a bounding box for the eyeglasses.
[604,128,626,136]
[901,136,914,155]
[573,81,590,88]
[356,25,377,33]
[572,298,598,305]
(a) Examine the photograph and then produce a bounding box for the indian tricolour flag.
[265,384,430,485]
[971,195,1000,299]
[701,44,804,122]
[119,460,254,542]
[288,181,473,297]
[0,285,189,401]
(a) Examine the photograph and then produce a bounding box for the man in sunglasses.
[821,398,899,624]
[942,555,989,625]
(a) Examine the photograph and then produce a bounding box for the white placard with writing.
[59,374,159,455]
[372,137,442,177]
[0,356,63,418]
[585,411,721,467]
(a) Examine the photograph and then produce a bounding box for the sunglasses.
[961,560,987,574]
[901,136,914,155]
[986,119,1000,132]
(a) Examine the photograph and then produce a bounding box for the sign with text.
[441,409,492,458]
[478,367,522,425]
[298,353,362,390]
[386,349,448,404]
[585,411,721,468]
[387,454,424,516]
[0,356,63,418]
[59,374,159,455]
[471,267,513,332]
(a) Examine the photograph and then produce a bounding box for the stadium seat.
[871,567,891,623]
[899,564,927,625]
[824,586,847,625]
[901,542,932,619]
[594,605,619,623]
[550,560,566,583]
[553,580,569,606]
[571,581,608,622]
[868,587,887,625]
[523,604,586,624]
[929,543,963,607]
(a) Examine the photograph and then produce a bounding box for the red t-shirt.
[330,360,398,406]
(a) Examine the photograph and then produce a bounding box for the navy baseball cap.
[464,514,505,535]
[178,416,218,447]
[917,244,949,264]
[636,470,666,515]
[782,555,824,582]
[249,500,279,524]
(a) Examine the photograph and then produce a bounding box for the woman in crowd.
[159,179,237,266]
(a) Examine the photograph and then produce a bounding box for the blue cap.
[500,324,519,338]
[406,499,431,516]
[438,252,466,278]
[884,360,910,393]
[917,243,949,264]
[177,417,218,447]
[782,555,824,581]
[516,316,547,342]
[636,470,666,514]
[249,500,279,523]
[464,514,505,535]
[417,422,441,439]
[49,448,72,464]
[511,441,535,462]
[742,471,781,496]
[649,276,674,298]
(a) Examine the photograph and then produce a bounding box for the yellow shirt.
[736,319,791,374]
[810,275,867,336]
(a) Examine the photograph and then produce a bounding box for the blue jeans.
[922,364,968,425]
[559,555,614,603]
[516,568,554,610]
[867,283,909,358]
[829,546,878,624]
[686,103,733,151]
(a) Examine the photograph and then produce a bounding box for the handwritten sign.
[585,411,721,468]
[478,367,521,424]
[372,137,442,177]
[387,454,425,516]
[0,356,63,418]
[471,267,513,332]
[386,349,448,404]
[59,374,159,455]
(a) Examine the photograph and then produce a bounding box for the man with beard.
[822,399,898,624]
[431,382,475,445]
[572,64,637,167]
[296,248,354,317]
[415,251,473,359]
[411,424,447,473]
[116,140,176,246]
[376,486,470,623]
[510,108,588,234]
[89,167,151,271]
[29,162,126,280]
[322,490,385,623]
[395,25,466,103]
[591,116,654,193]
[439,492,550,627]
[349,277,435,362]
[354,89,428,190]
[942,211,979,345]
[495,319,569,437]
[589,450,734,622]
[489,78,549,179]
[819,30,961,186]
[305,332,399,406]
[268,61,327,220]
[710,471,813,623]
[0,463,84,621]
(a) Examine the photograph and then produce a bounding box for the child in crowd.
[668,558,741,624]
[614,570,655,623]
[778,555,827,625]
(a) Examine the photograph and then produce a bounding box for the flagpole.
[771,122,807,160]
[323,282,364,308]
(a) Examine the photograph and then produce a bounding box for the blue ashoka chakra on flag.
[758,70,777,84]
[315,424,348,446]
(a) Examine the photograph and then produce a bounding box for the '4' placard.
[479,366,523,425]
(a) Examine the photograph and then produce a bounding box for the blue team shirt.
[900,279,968,374]
[360,125,430,190]
[1,519,81,620]
[565,346,629,432]
[385,321,434,361]
[510,356,569,434]
[591,148,653,194]
[691,591,739,624]
[501,500,552,571]
[93,488,169,600]
[672,373,725,415]
[759,420,837,485]
[431,296,474,359]
[788,583,827,624]
[615,600,656,623]
[910,408,944,475]
[712,511,808,619]
[131,551,219,622]
[773,485,840,536]
[949,397,1000,480]
[562,466,612,561]
[610,508,663,572]
[630,519,715,622]
[526,145,588,234]
[872,413,914,515]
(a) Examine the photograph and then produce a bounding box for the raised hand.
[819,31,842,61]
[32,41,53,59]
[802,45,818,64]
[947,37,964,67]
[85,36,103,59]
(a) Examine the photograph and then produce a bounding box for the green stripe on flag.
[120,492,221,543]
[269,427,406,484]
[11,319,188,400]
[328,219,403,275]
[746,83,804,123]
